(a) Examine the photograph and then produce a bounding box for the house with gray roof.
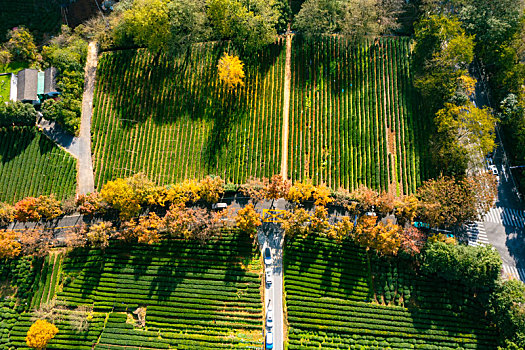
[14,67,59,105]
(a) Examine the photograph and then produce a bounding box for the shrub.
[0,101,38,127]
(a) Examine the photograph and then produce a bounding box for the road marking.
[466,222,489,246]
[483,207,525,228]
[502,264,525,282]
[262,209,286,223]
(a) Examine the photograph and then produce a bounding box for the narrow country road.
[280,34,292,179]
[77,41,98,195]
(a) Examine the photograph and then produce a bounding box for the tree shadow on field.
[0,127,35,162]
[285,234,366,298]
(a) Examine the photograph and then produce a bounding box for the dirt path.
[281,34,292,179]
[77,41,98,195]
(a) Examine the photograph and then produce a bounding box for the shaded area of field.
[284,235,498,349]
[8,233,263,349]
[92,40,286,188]
[0,127,76,203]
[288,36,432,194]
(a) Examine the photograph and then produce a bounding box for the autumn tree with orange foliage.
[235,204,262,238]
[135,213,162,244]
[218,53,245,90]
[19,228,52,257]
[266,175,291,200]
[26,319,58,350]
[240,177,269,204]
[0,229,21,259]
[0,202,15,226]
[14,196,62,222]
[353,215,404,256]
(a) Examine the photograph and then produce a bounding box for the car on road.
[266,331,274,349]
[211,202,228,210]
[264,247,272,265]
[266,268,272,285]
[488,165,498,175]
[267,308,274,328]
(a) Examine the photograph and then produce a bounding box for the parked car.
[267,308,274,328]
[488,165,498,175]
[264,247,272,265]
[212,202,228,210]
[266,268,273,285]
[266,331,274,349]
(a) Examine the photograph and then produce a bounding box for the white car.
[488,165,498,175]
[266,308,274,328]
[264,247,272,265]
[266,268,273,285]
[266,331,274,349]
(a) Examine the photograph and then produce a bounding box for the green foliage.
[489,279,525,347]
[294,0,403,40]
[413,14,475,113]
[0,0,61,42]
[3,27,37,63]
[433,102,496,175]
[0,101,37,127]
[40,26,87,136]
[207,0,279,52]
[0,127,77,203]
[422,241,502,290]
[6,235,263,348]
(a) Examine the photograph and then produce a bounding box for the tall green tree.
[413,15,475,112]
[207,0,279,52]
[433,102,496,174]
[294,0,403,40]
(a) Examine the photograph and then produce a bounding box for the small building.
[16,68,39,104]
[15,67,59,105]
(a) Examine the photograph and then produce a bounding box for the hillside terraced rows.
[8,233,263,349]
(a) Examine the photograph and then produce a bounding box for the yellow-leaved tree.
[26,319,58,350]
[218,53,245,90]
[235,204,262,238]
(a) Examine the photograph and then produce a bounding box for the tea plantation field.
[0,127,77,203]
[288,36,430,193]
[92,40,286,188]
[6,233,263,349]
[284,235,498,349]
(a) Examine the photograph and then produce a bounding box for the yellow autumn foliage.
[235,204,262,238]
[218,53,245,90]
[26,319,58,350]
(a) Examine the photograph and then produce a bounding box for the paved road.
[37,115,81,158]
[256,199,285,350]
[466,63,525,281]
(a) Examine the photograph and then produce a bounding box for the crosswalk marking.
[466,222,489,246]
[502,264,525,282]
[482,207,525,228]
